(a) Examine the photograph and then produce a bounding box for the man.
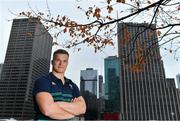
[33,49,86,120]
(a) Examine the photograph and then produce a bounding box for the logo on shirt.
[69,84,73,89]
[52,81,57,85]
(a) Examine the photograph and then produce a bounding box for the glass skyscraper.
[104,56,120,112]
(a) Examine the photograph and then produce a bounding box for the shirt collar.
[50,72,70,84]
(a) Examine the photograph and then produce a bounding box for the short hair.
[53,49,69,60]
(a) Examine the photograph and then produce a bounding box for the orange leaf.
[157,30,161,36]
[107,0,111,4]
[62,16,66,21]
[177,5,180,10]
[117,0,125,3]
[64,28,67,33]
[93,8,101,19]
[26,32,32,37]
[147,0,151,4]
[107,5,113,13]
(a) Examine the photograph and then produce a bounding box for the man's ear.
[51,60,53,65]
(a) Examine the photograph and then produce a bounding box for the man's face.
[52,54,69,74]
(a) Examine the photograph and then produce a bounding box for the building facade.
[0,63,3,79]
[80,68,98,96]
[176,74,180,89]
[118,23,180,120]
[0,18,52,119]
[80,68,98,120]
[98,75,104,98]
[104,56,120,112]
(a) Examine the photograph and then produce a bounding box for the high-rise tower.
[176,74,180,89]
[80,68,98,96]
[104,56,120,112]
[118,23,180,120]
[0,18,53,119]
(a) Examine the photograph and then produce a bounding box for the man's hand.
[71,97,81,102]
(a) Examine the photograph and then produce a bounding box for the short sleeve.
[72,83,80,98]
[33,77,51,96]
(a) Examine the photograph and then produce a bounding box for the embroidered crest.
[69,84,73,89]
[52,81,56,85]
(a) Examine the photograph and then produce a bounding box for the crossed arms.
[36,92,86,119]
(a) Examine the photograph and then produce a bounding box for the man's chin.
[55,70,65,73]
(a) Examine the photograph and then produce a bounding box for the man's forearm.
[41,102,75,119]
[44,103,74,119]
[56,98,86,115]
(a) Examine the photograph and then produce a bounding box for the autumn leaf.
[107,5,113,13]
[26,32,32,37]
[120,26,130,47]
[106,16,112,20]
[107,0,111,4]
[116,0,125,3]
[130,63,143,73]
[177,5,180,10]
[63,28,67,33]
[157,30,161,36]
[62,16,66,21]
[93,8,101,19]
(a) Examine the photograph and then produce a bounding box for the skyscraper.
[118,23,180,120]
[98,75,104,98]
[80,68,98,120]
[80,68,98,96]
[176,74,180,89]
[104,56,120,112]
[0,18,52,119]
[0,63,3,79]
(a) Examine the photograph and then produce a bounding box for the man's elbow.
[78,102,86,115]
[81,104,86,114]
[40,105,53,117]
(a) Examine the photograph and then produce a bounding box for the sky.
[0,0,179,87]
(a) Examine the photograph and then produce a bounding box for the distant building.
[118,22,180,120]
[80,68,99,120]
[97,75,105,119]
[166,78,180,120]
[99,75,103,98]
[0,63,3,79]
[176,74,180,89]
[80,68,98,96]
[0,18,52,119]
[104,56,120,112]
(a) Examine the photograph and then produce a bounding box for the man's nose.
[59,61,62,65]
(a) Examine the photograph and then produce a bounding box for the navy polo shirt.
[33,72,80,120]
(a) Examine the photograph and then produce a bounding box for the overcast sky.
[0,0,179,87]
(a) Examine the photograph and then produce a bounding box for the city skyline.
[0,0,180,87]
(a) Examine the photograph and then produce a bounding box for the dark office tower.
[80,68,98,96]
[0,18,52,119]
[0,63,3,79]
[177,74,180,89]
[166,78,180,120]
[104,56,120,112]
[99,75,103,98]
[118,23,180,120]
